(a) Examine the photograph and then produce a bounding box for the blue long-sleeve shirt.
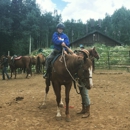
[52,32,70,51]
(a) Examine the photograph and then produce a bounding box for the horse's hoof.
[59,104,64,108]
[66,117,71,122]
[38,105,47,109]
[56,116,62,121]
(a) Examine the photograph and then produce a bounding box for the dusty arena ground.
[0,71,130,130]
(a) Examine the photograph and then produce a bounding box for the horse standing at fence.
[36,53,46,73]
[76,46,100,72]
[87,47,100,72]
[41,51,93,122]
[9,56,32,78]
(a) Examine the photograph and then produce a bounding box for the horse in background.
[41,52,93,122]
[30,56,37,73]
[8,56,32,78]
[36,53,46,73]
[87,47,100,72]
[74,47,100,72]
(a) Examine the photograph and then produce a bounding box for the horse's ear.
[93,47,95,50]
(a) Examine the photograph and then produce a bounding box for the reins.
[61,48,82,94]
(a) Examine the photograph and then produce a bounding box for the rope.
[61,48,82,88]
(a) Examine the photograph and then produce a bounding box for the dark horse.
[41,52,93,122]
[36,53,46,73]
[8,56,32,78]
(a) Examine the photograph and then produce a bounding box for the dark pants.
[45,49,61,73]
[2,67,10,80]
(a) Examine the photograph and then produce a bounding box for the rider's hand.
[61,42,66,47]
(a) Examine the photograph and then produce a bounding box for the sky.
[36,0,130,23]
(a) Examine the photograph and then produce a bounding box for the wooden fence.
[95,50,130,72]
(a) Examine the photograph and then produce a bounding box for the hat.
[79,44,84,48]
[79,49,89,57]
[56,23,65,29]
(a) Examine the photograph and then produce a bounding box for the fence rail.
[95,50,130,72]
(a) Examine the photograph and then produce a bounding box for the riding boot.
[77,103,86,114]
[43,71,49,79]
[43,66,50,79]
[82,105,90,118]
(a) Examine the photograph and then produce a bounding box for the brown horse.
[30,56,37,73]
[8,56,32,78]
[41,53,93,122]
[30,56,37,65]
[36,53,46,73]
[88,47,100,60]
[87,47,100,72]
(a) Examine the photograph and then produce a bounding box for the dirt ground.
[0,71,130,130]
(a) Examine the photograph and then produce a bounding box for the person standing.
[77,48,91,118]
[1,55,10,80]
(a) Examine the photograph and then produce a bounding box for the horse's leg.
[40,78,50,109]
[42,64,44,74]
[65,83,72,122]
[40,64,42,73]
[15,69,16,79]
[53,83,62,120]
[30,66,32,76]
[26,68,29,78]
[10,68,13,78]
[59,97,64,107]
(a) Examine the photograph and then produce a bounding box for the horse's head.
[89,47,100,60]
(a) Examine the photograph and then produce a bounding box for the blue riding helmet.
[56,23,65,29]
[80,44,84,48]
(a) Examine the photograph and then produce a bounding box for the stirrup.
[43,73,48,79]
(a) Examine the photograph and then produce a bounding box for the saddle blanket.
[14,56,22,60]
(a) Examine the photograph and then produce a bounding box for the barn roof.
[70,30,123,46]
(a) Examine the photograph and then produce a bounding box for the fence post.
[129,51,130,63]
[108,51,110,69]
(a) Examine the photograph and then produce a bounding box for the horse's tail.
[36,56,40,73]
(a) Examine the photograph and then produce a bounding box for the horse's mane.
[87,48,93,54]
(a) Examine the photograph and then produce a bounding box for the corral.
[0,71,130,130]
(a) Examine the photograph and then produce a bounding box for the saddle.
[14,56,22,60]
[47,54,62,77]
[51,54,61,66]
[11,56,22,61]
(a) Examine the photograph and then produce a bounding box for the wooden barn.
[70,30,123,47]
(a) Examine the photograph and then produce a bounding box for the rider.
[77,45,91,118]
[43,23,70,78]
